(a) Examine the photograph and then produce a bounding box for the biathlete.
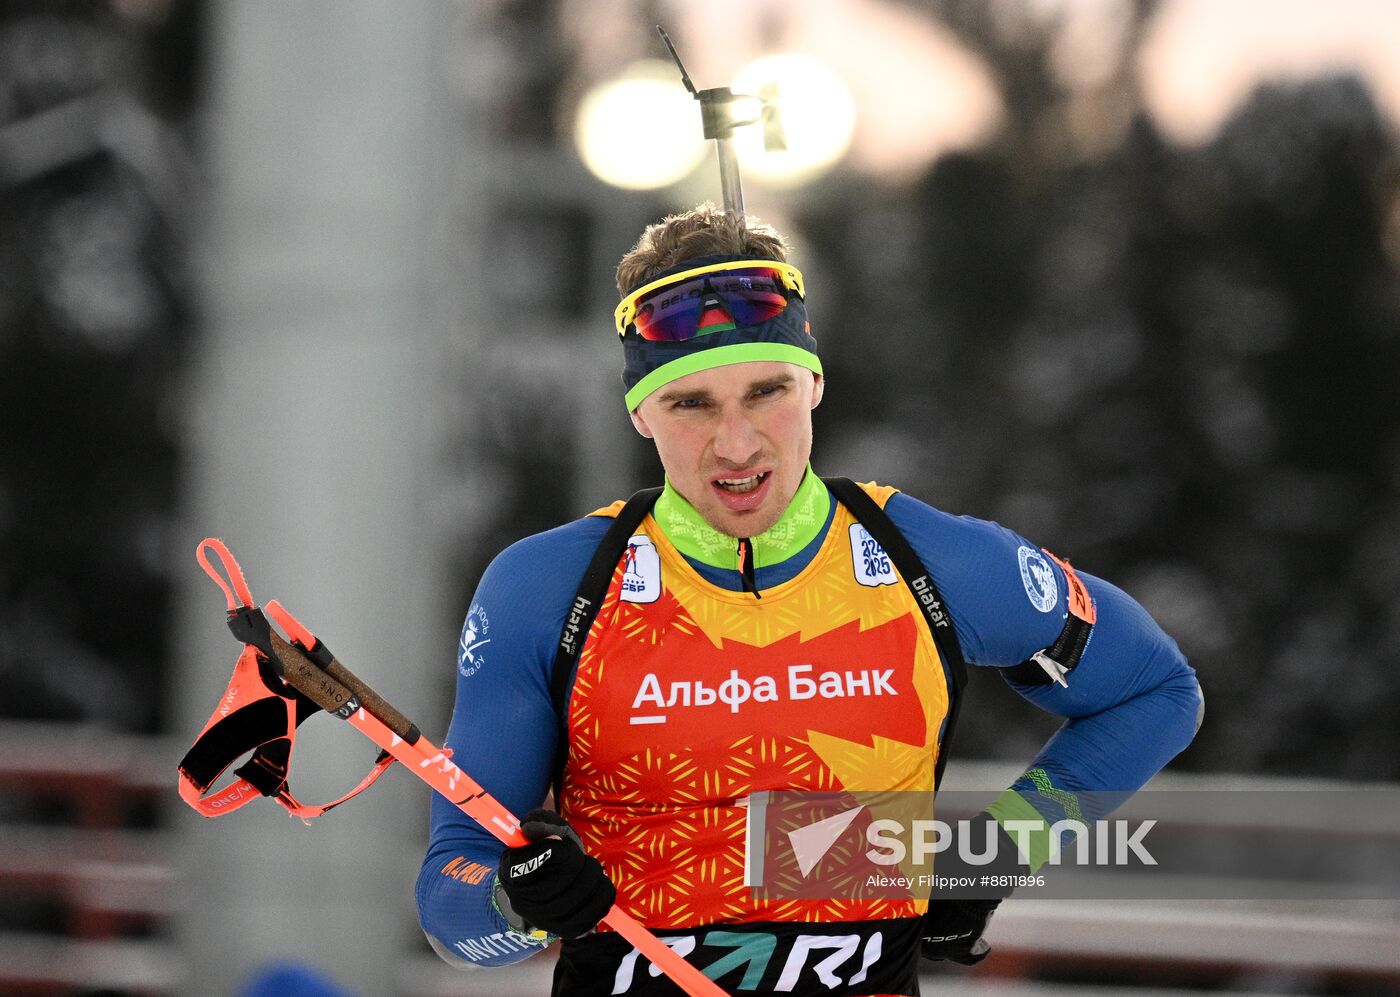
[416,204,1203,996]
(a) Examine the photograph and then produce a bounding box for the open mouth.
[714,471,769,494]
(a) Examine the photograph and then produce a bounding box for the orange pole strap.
[253,589,725,996]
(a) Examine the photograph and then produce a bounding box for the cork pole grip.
[319,653,415,738]
[266,630,415,738]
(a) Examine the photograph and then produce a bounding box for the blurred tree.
[0,0,199,732]
[805,3,1400,776]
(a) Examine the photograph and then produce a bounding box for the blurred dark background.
[6,0,1395,774]
[1,0,200,732]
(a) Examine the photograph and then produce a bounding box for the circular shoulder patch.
[1017,546,1059,613]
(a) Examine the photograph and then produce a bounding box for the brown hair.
[615,202,790,295]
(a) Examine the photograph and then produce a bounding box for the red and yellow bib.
[560,484,950,930]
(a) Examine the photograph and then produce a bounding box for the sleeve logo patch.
[1018,546,1058,613]
[620,535,662,603]
[457,602,491,677]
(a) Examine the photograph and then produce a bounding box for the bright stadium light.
[731,53,856,186]
[575,60,707,190]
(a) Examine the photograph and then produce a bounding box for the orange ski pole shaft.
[262,602,726,997]
[345,705,724,996]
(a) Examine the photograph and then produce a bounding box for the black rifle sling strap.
[547,478,971,798]
[822,477,971,790]
[548,487,663,801]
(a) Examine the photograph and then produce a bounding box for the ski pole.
[257,601,727,997]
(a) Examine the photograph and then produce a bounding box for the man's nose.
[713,406,761,466]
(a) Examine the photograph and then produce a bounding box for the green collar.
[654,468,831,570]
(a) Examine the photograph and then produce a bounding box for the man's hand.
[919,810,1021,966]
[494,809,616,939]
[919,896,998,965]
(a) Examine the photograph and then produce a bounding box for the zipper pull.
[737,537,761,599]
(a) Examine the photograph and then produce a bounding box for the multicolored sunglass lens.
[631,268,792,342]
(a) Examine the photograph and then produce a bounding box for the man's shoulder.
[829,479,1019,562]
[837,480,965,519]
[847,480,900,508]
[880,488,1002,537]
[878,489,1042,574]
[486,511,617,580]
[468,512,622,653]
[877,489,1067,665]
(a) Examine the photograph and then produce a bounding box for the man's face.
[630,361,825,538]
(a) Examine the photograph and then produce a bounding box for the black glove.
[919,811,1021,966]
[494,808,616,939]
[919,896,998,965]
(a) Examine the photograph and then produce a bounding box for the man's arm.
[995,570,1203,820]
[885,493,1203,828]
[415,516,611,968]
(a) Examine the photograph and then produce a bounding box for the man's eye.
[675,398,705,410]
[753,384,783,399]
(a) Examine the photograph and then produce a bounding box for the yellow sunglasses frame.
[614,259,805,338]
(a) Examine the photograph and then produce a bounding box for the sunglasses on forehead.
[615,260,806,341]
